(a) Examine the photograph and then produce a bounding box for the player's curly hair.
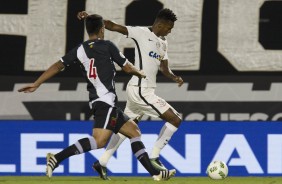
[156,8,177,22]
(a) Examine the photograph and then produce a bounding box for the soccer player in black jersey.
[18,14,175,181]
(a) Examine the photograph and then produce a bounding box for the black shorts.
[91,101,130,133]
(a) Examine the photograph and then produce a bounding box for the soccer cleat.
[92,161,111,180]
[150,158,167,171]
[152,169,176,181]
[46,153,58,178]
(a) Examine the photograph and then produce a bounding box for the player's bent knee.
[128,124,142,138]
[133,129,142,137]
[168,116,182,127]
[93,137,108,148]
[175,116,182,125]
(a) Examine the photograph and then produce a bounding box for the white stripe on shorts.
[103,107,113,129]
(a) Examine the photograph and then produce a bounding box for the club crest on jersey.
[161,42,167,52]
[110,117,117,127]
[149,51,162,61]
[156,42,161,49]
[156,41,167,52]
[88,42,94,48]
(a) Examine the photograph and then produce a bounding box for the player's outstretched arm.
[122,61,146,79]
[104,20,128,35]
[77,11,128,35]
[160,59,184,87]
[18,61,65,93]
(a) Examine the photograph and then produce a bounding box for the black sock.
[55,144,78,164]
[130,137,159,176]
[55,137,97,164]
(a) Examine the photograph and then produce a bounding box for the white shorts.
[124,85,179,119]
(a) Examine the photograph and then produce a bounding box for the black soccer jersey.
[60,39,128,105]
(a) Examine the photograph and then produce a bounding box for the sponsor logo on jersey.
[149,51,162,60]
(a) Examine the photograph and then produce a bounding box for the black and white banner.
[0,0,282,120]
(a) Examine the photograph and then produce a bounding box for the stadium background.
[0,0,281,177]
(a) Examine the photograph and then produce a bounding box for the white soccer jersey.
[126,26,169,88]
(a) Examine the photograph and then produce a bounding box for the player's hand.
[174,76,183,87]
[139,70,146,78]
[77,11,89,20]
[18,83,39,93]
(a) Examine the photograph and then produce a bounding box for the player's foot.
[92,161,111,180]
[150,157,167,171]
[46,153,58,178]
[152,169,176,181]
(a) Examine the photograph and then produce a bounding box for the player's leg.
[150,107,181,170]
[93,131,128,180]
[94,85,144,177]
[97,133,125,165]
[118,118,176,180]
[46,101,115,178]
[46,128,112,178]
[97,104,143,167]
[134,87,182,170]
[91,129,114,180]
[97,106,175,180]
[93,116,143,180]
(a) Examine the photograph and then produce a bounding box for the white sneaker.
[46,153,57,178]
[152,169,176,181]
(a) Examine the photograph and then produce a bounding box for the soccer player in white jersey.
[78,9,184,180]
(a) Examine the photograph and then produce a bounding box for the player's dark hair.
[156,8,177,22]
[85,14,104,35]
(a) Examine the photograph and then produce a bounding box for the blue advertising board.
[0,120,281,176]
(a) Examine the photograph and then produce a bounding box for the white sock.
[99,133,126,167]
[150,122,178,159]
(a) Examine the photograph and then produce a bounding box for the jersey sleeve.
[108,41,127,67]
[126,26,145,40]
[60,46,80,67]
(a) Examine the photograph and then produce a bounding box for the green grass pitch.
[0,176,282,184]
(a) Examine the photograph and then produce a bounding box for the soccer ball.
[206,161,228,180]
